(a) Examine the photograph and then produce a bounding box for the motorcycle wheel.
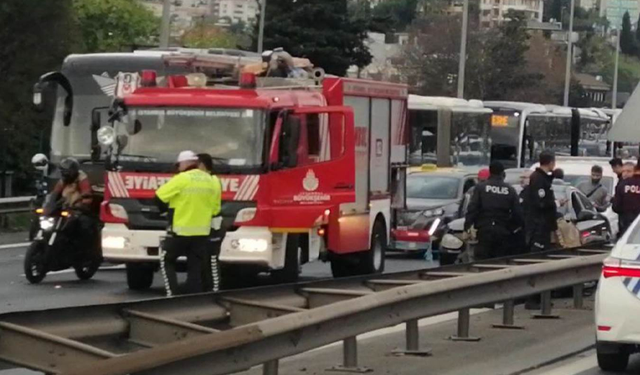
[24,242,47,284]
[74,257,101,280]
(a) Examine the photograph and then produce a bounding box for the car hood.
[406,198,459,211]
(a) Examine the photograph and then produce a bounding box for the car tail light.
[392,229,430,242]
[581,231,591,238]
[597,325,612,332]
[602,256,640,278]
[100,201,129,224]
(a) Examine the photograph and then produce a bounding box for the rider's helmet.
[59,158,80,184]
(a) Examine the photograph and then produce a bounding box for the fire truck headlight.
[103,236,128,250]
[235,208,257,223]
[97,126,116,146]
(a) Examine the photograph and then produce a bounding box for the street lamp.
[563,0,575,106]
[160,0,172,48]
[612,24,621,109]
[457,0,469,99]
[257,0,267,54]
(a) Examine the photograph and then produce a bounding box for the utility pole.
[257,0,267,54]
[457,0,469,99]
[612,25,621,109]
[160,0,171,48]
[563,0,575,106]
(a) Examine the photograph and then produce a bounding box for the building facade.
[600,0,639,28]
[478,0,544,27]
[211,0,258,25]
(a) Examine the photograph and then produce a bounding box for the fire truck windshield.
[114,107,265,168]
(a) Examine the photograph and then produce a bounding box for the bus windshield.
[49,54,189,163]
[113,107,266,168]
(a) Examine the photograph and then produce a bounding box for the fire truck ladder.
[0,245,610,375]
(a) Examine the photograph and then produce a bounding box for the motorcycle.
[24,204,102,284]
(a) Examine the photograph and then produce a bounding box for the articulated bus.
[484,101,611,168]
[408,95,493,168]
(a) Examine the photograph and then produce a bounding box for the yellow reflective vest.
[156,169,221,236]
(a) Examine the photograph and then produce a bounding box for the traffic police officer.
[465,161,523,260]
[613,163,640,235]
[526,150,558,252]
[156,150,221,296]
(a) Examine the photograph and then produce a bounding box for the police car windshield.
[115,107,265,167]
[407,175,460,200]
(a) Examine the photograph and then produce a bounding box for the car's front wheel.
[597,342,630,372]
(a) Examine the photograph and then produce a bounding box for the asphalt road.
[0,240,434,314]
[530,350,640,375]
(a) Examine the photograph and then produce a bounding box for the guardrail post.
[573,284,584,309]
[263,359,279,375]
[492,300,524,329]
[328,336,372,373]
[532,291,559,319]
[449,308,481,341]
[392,319,432,356]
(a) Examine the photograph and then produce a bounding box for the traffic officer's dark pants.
[202,231,223,292]
[162,235,209,295]
[475,225,511,260]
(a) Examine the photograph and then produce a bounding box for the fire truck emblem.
[303,170,319,192]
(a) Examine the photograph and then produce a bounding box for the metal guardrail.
[0,246,610,375]
[0,196,34,215]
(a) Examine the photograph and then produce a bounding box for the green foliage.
[371,0,419,31]
[0,0,79,191]
[73,0,159,52]
[261,0,372,75]
[620,11,636,55]
[182,21,238,49]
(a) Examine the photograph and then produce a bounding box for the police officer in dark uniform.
[527,151,558,252]
[613,163,640,235]
[465,161,523,260]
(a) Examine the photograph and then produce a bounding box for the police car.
[391,165,479,257]
[595,215,640,372]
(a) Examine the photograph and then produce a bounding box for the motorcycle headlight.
[39,217,55,231]
[441,233,464,250]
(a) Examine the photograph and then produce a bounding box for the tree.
[260,0,371,76]
[182,21,238,49]
[371,0,419,31]
[636,12,640,47]
[0,0,79,192]
[620,11,636,55]
[73,0,159,52]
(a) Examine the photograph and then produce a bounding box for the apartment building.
[211,0,259,24]
[478,0,544,27]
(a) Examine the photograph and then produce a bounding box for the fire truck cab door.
[268,106,356,228]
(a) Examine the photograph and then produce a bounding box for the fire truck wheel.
[271,234,301,283]
[126,263,155,290]
[359,219,387,274]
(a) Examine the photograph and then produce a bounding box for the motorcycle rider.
[45,158,97,251]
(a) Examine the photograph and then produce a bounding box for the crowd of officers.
[464,152,640,263]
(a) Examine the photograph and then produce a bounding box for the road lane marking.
[532,354,597,375]
[0,242,30,250]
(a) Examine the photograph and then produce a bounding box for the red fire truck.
[96,53,408,289]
